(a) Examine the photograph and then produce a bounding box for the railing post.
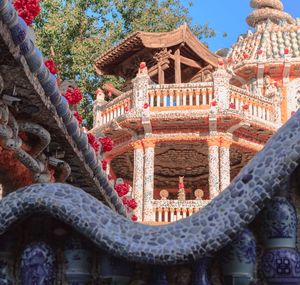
[93,88,107,128]
[132,64,150,111]
[213,68,231,110]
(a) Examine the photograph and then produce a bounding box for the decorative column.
[208,138,220,199]
[143,140,156,222]
[213,68,231,110]
[92,88,107,128]
[219,139,231,192]
[132,63,150,111]
[132,141,144,221]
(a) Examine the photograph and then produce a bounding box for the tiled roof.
[227,21,300,64]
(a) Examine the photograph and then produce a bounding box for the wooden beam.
[148,62,169,78]
[103,84,123,97]
[170,54,202,69]
[174,49,181,83]
[158,63,165,84]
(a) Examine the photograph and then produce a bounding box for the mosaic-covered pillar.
[64,236,93,284]
[143,140,155,221]
[132,140,145,221]
[213,68,231,110]
[132,66,150,111]
[261,193,300,284]
[19,242,56,285]
[220,139,231,192]
[221,228,256,285]
[208,139,220,199]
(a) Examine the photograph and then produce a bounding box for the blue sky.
[190,0,299,52]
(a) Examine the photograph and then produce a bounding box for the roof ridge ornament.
[246,0,295,29]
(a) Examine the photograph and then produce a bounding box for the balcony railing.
[101,91,132,125]
[148,82,214,109]
[152,199,210,223]
[229,86,273,122]
[98,83,277,127]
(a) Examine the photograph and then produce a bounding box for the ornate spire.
[246,0,295,28]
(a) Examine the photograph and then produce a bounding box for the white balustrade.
[152,199,210,223]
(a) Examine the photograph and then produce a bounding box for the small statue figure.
[264,75,279,99]
[178,176,186,201]
[137,62,148,75]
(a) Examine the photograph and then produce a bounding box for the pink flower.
[99,137,113,153]
[44,59,57,75]
[229,102,236,109]
[144,102,149,109]
[101,160,108,171]
[63,87,83,105]
[114,183,129,197]
[14,0,41,26]
[243,104,249,110]
[131,214,138,222]
[73,111,83,125]
[211,101,217,107]
[87,133,100,153]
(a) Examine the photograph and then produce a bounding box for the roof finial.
[246,0,295,28]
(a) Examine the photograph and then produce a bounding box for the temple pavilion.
[92,0,300,224]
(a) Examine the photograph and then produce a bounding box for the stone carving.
[19,242,56,285]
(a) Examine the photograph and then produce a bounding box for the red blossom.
[229,102,236,109]
[127,199,137,210]
[108,175,113,180]
[284,48,290,55]
[218,60,224,66]
[122,197,128,205]
[14,0,41,26]
[257,49,263,55]
[63,87,83,105]
[87,133,100,153]
[99,137,113,153]
[291,111,296,116]
[73,111,83,125]
[144,102,149,109]
[140,62,146,69]
[114,183,129,197]
[211,101,217,107]
[44,59,57,75]
[131,215,138,222]
[125,106,129,112]
[101,160,108,171]
[243,53,249,59]
[243,104,249,110]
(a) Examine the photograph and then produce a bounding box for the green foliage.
[34,0,215,128]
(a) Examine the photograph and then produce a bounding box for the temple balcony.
[151,199,210,224]
[94,80,279,132]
